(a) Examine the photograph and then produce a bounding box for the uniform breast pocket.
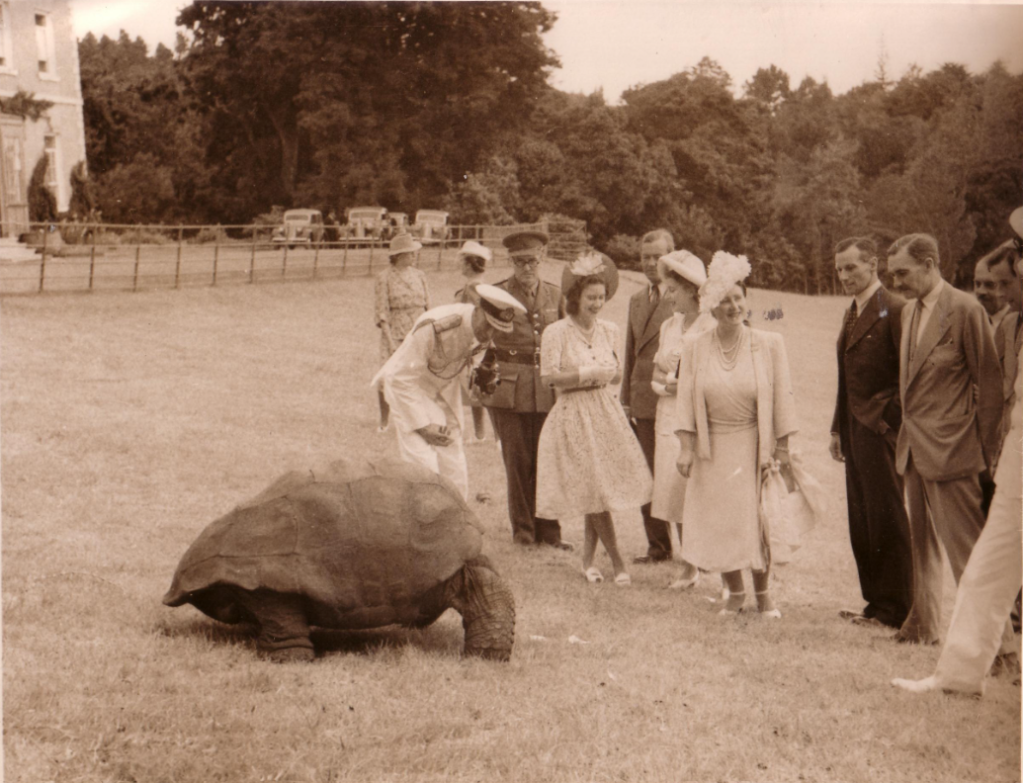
[543,308,559,323]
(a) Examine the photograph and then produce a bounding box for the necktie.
[909,300,923,363]
[843,300,858,346]
[649,285,659,306]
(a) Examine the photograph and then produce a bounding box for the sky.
[71,0,1023,101]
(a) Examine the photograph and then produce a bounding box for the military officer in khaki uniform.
[372,285,526,500]
[482,230,572,549]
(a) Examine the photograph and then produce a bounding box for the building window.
[44,135,62,206]
[0,3,14,72]
[35,11,57,79]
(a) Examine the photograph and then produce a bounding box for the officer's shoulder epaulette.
[431,314,463,334]
[541,279,561,292]
[494,277,513,288]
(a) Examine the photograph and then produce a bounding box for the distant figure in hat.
[622,229,678,564]
[374,233,430,432]
[535,251,651,585]
[371,284,526,499]
[479,229,573,550]
[455,240,496,442]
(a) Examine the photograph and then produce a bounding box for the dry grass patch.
[2,264,1019,782]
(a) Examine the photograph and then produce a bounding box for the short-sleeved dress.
[535,318,653,520]
[375,266,431,361]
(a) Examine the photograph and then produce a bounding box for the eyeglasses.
[1013,235,1023,255]
[512,257,541,268]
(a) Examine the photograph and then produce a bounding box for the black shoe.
[547,540,575,552]
[633,554,670,564]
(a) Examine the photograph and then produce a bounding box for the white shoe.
[668,569,700,590]
[891,676,937,693]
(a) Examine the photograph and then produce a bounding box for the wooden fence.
[0,220,572,296]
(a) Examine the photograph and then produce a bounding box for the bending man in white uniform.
[371,284,526,499]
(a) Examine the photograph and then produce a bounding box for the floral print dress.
[535,318,652,520]
[375,266,431,362]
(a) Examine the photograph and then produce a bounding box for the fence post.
[368,239,375,274]
[249,236,257,283]
[38,242,46,293]
[212,241,219,286]
[313,240,320,279]
[341,237,349,277]
[436,239,443,270]
[133,244,141,291]
[282,244,288,279]
[88,225,96,290]
[174,226,183,289]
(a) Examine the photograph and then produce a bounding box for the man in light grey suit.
[888,233,1005,645]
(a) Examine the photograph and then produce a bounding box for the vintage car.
[272,209,325,248]
[388,212,410,236]
[412,210,451,244]
[344,206,389,241]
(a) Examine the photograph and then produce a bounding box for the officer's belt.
[493,348,541,366]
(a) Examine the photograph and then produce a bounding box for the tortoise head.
[445,555,515,662]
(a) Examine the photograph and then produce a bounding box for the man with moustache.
[622,229,677,563]
[481,230,572,550]
[887,233,1006,646]
[830,237,913,629]
[973,254,1011,331]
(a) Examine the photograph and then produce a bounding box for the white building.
[0,0,87,236]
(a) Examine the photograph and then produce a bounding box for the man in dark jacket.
[622,229,676,563]
[481,230,571,549]
[830,236,913,629]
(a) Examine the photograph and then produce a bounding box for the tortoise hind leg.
[235,589,316,663]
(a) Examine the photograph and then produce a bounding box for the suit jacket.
[676,328,799,465]
[995,310,1021,447]
[621,284,674,419]
[480,276,562,413]
[830,286,906,453]
[896,282,1003,481]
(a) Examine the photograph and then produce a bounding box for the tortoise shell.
[162,458,483,629]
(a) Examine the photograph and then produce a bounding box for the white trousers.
[933,429,1022,694]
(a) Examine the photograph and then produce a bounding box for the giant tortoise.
[163,458,515,662]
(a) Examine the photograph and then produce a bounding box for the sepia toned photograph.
[2,1,1021,781]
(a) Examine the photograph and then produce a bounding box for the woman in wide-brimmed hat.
[374,233,431,432]
[649,250,716,590]
[675,251,798,617]
[535,251,652,586]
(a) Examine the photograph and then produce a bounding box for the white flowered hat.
[699,251,751,313]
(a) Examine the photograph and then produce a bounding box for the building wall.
[0,0,87,213]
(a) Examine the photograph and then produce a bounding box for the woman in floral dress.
[374,233,430,431]
[536,252,652,585]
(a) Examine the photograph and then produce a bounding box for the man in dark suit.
[481,230,571,550]
[888,233,1007,646]
[829,237,913,629]
[622,229,676,563]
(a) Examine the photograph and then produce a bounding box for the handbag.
[760,451,826,565]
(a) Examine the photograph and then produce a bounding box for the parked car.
[344,206,389,241]
[412,210,451,244]
[272,209,325,248]
[387,212,410,238]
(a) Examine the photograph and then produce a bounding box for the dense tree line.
[77,1,1021,290]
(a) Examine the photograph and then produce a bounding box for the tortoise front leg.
[237,589,316,663]
[445,555,516,661]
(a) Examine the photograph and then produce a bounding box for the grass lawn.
[2,261,1019,783]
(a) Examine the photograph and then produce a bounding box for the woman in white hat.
[374,233,430,432]
[675,252,798,617]
[455,240,496,442]
[650,251,716,590]
[535,251,652,586]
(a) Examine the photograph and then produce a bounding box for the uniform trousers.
[900,456,1014,650]
[933,431,1021,693]
[842,416,913,627]
[632,417,672,559]
[489,408,561,545]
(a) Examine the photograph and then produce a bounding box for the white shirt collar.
[853,279,883,313]
[919,277,944,311]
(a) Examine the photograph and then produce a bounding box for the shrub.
[602,234,641,270]
[194,226,229,244]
